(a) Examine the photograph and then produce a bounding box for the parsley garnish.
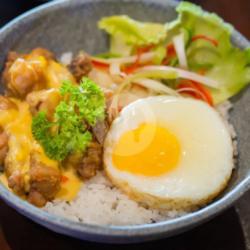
[32,78,105,161]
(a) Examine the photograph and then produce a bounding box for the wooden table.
[0,0,249,249]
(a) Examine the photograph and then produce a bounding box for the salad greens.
[32,78,105,161]
[98,2,250,104]
[166,1,250,103]
[98,15,167,56]
[110,33,133,57]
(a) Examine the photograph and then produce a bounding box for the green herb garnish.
[32,77,105,161]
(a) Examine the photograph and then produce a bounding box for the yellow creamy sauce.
[45,60,76,89]
[57,167,82,201]
[0,100,82,201]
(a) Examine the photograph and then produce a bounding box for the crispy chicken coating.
[28,152,61,207]
[68,51,92,82]
[2,50,48,98]
[0,96,17,170]
[2,48,75,98]
[65,141,103,180]
[26,89,61,120]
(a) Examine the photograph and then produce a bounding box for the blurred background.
[0,0,249,38]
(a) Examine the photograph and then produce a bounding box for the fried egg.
[104,96,234,210]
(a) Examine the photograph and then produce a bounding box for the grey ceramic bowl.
[0,0,250,244]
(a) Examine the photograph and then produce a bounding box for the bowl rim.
[0,0,250,240]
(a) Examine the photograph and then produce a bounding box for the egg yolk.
[112,123,181,176]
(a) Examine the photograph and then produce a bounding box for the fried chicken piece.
[5,142,61,207]
[68,51,92,82]
[26,89,61,120]
[7,170,25,194]
[65,141,103,180]
[0,96,17,170]
[28,153,61,207]
[29,47,55,60]
[2,51,47,98]
[2,48,76,98]
[1,51,19,85]
[0,96,61,206]
[77,142,102,179]
[0,95,17,110]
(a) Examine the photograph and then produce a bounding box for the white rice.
[43,100,237,226]
[44,172,186,225]
[216,101,238,161]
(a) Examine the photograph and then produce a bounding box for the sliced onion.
[136,66,219,88]
[110,62,121,75]
[134,78,180,96]
[108,78,181,121]
[177,87,207,101]
[173,33,188,69]
[60,52,73,65]
[91,52,155,65]
[88,68,114,88]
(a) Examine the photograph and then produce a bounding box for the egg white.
[104,96,234,210]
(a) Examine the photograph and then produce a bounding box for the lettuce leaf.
[167,2,233,53]
[110,33,132,57]
[152,45,166,64]
[208,48,250,103]
[98,15,167,47]
[167,1,250,103]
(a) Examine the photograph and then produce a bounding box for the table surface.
[0,0,249,249]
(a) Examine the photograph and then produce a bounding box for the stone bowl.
[0,0,249,244]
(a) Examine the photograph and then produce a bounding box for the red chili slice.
[177,80,214,106]
[91,60,109,71]
[191,35,219,47]
[123,44,155,74]
[162,43,176,65]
